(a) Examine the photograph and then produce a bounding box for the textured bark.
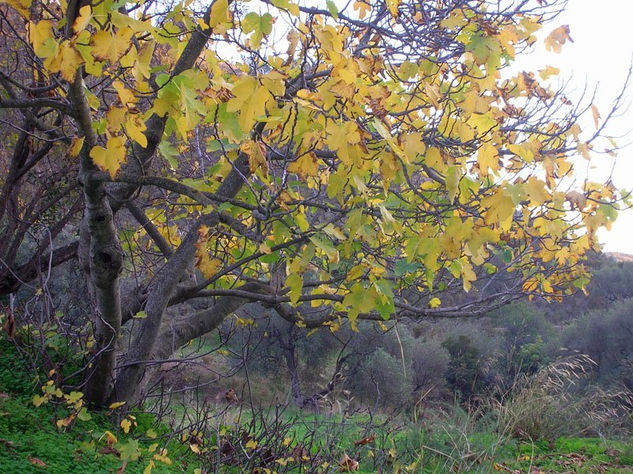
[108,224,200,404]
[69,71,124,406]
[72,3,229,406]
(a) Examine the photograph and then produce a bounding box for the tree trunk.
[68,71,124,406]
[283,338,307,409]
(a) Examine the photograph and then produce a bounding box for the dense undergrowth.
[2,334,633,473]
[0,338,200,473]
[3,256,633,472]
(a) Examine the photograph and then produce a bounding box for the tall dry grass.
[491,354,633,441]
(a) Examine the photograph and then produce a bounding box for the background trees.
[0,0,628,407]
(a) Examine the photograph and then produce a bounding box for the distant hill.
[605,252,633,263]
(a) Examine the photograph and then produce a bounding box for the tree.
[0,0,628,407]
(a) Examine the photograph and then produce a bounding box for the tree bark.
[68,71,124,406]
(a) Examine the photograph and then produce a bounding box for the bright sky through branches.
[524,0,633,253]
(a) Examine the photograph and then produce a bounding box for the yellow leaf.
[240,140,268,175]
[507,143,534,163]
[538,65,560,80]
[195,249,222,279]
[461,260,476,292]
[125,116,148,148]
[353,1,371,19]
[288,152,319,178]
[106,107,126,132]
[4,0,31,18]
[112,80,137,106]
[284,30,299,66]
[425,147,443,170]
[103,430,118,445]
[73,5,92,34]
[545,25,572,53]
[379,150,399,191]
[121,418,132,434]
[446,166,461,204]
[144,460,155,474]
[69,137,85,157]
[134,41,155,80]
[32,394,47,407]
[424,83,442,108]
[477,143,499,176]
[57,415,74,428]
[226,76,271,132]
[209,0,230,29]
[153,449,172,465]
[91,27,134,62]
[428,297,441,308]
[285,273,303,305]
[90,136,127,178]
[482,189,515,230]
[468,113,498,132]
[47,41,83,82]
[29,20,52,53]
[327,120,361,164]
[111,11,150,33]
[245,439,258,450]
[591,104,600,129]
[460,91,492,116]
[386,0,400,18]
[108,401,126,410]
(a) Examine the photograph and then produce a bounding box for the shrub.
[563,297,633,387]
[442,335,489,402]
[348,348,413,409]
[410,340,450,399]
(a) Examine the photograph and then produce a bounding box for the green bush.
[442,335,488,402]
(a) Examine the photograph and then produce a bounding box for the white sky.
[525,0,633,253]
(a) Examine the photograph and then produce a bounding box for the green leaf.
[394,259,420,277]
[309,234,337,258]
[118,439,140,462]
[241,12,274,47]
[77,407,92,421]
[326,0,339,19]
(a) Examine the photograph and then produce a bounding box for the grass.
[498,437,633,473]
[0,338,199,473]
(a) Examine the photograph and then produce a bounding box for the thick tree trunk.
[108,225,200,404]
[68,6,230,406]
[68,72,124,406]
